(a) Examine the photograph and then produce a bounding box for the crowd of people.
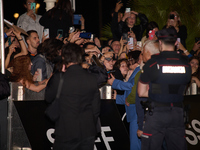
[2,0,200,149]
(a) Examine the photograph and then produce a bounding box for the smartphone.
[177,38,181,43]
[169,14,174,19]
[149,30,155,40]
[137,41,142,47]
[43,28,49,38]
[57,29,63,38]
[195,37,200,43]
[69,26,75,33]
[122,33,128,41]
[73,14,82,25]
[128,37,134,49]
[31,2,36,13]
[8,37,12,46]
[79,32,92,39]
[125,8,131,13]
[107,70,116,79]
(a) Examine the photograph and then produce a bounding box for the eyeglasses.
[104,57,113,62]
[128,58,134,61]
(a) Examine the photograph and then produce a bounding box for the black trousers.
[53,136,95,150]
[141,106,187,150]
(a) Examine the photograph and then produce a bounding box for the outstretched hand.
[107,74,115,85]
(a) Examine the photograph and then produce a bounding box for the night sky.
[3,0,128,37]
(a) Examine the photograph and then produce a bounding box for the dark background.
[3,0,128,38]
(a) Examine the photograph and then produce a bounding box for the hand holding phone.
[31,3,36,13]
[149,30,155,40]
[128,37,134,50]
[57,29,63,38]
[43,28,49,38]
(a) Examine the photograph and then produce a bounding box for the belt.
[152,101,183,108]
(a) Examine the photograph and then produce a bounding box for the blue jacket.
[112,66,141,122]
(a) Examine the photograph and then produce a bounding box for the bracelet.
[184,50,188,53]
[18,38,23,41]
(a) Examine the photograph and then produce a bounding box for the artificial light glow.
[36,3,40,9]
[13,13,19,19]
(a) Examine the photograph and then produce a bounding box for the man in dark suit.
[45,43,101,150]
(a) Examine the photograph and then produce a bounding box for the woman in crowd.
[189,56,200,87]
[113,59,129,96]
[163,11,187,48]
[9,55,48,93]
[39,0,73,39]
[141,21,159,45]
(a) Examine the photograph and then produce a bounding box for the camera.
[169,14,175,19]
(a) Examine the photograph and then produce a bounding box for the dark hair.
[157,27,177,46]
[189,56,200,77]
[161,38,177,47]
[25,30,38,43]
[82,42,97,50]
[49,0,73,21]
[111,39,120,45]
[146,21,159,38]
[114,58,128,69]
[23,0,38,5]
[38,38,63,62]
[127,50,141,64]
[62,43,83,65]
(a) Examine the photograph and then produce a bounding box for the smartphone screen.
[73,14,82,25]
[128,37,134,49]
[8,37,12,46]
[125,8,131,13]
[31,3,36,13]
[44,28,49,38]
[122,33,128,43]
[57,29,63,38]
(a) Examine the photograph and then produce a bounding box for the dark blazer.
[45,64,100,141]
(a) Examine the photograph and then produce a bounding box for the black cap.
[156,26,177,40]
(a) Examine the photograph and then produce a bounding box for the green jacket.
[126,70,141,104]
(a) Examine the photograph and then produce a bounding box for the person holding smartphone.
[17,0,44,42]
[141,21,159,46]
[39,0,73,39]
[118,9,148,41]
[163,11,187,48]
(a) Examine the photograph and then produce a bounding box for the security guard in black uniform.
[137,27,191,150]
